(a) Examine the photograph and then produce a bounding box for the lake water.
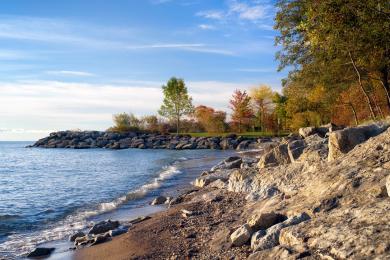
[0,142,233,259]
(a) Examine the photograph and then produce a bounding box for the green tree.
[111,112,140,132]
[158,77,194,134]
[249,85,275,131]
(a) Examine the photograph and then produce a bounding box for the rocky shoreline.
[27,121,390,259]
[29,130,270,150]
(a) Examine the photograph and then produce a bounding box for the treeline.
[110,78,288,134]
[275,0,390,128]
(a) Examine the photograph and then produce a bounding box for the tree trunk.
[176,116,180,135]
[349,52,376,120]
[380,66,390,111]
[371,90,384,119]
[348,103,359,126]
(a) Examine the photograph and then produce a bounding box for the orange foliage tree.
[229,90,254,133]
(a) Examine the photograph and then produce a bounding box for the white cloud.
[46,70,95,77]
[126,43,235,55]
[196,10,225,20]
[198,24,216,30]
[196,0,275,27]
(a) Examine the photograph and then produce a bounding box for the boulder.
[247,212,287,230]
[251,213,310,252]
[151,196,168,205]
[236,140,252,150]
[258,144,290,168]
[230,224,252,246]
[69,231,85,242]
[298,127,316,138]
[88,219,120,235]
[27,247,55,258]
[287,140,306,162]
[328,123,389,161]
[386,175,390,197]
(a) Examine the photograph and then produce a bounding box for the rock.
[279,226,308,253]
[91,232,111,246]
[127,216,151,225]
[69,231,85,242]
[250,230,267,249]
[230,224,252,246]
[74,235,91,246]
[109,226,129,237]
[88,219,120,235]
[211,156,242,171]
[181,209,194,218]
[247,212,287,230]
[298,127,316,138]
[251,213,310,252]
[386,175,390,197]
[287,140,306,162]
[258,144,290,168]
[209,179,227,189]
[27,247,55,258]
[151,196,168,205]
[236,140,252,150]
[328,123,389,161]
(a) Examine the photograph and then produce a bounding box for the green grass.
[181,131,290,138]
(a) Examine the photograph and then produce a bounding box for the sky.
[0,0,287,141]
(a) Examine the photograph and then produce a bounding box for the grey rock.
[328,123,389,161]
[151,196,168,205]
[88,219,120,235]
[287,140,306,162]
[230,224,252,246]
[69,231,85,242]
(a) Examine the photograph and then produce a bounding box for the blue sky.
[0,0,287,140]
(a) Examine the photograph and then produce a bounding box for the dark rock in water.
[27,247,55,258]
[151,196,168,205]
[88,219,120,235]
[69,231,85,242]
[109,226,129,237]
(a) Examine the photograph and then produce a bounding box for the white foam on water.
[0,162,183,259]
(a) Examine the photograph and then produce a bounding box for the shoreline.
[68,122,390,259]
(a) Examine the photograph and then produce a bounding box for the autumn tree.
[140,115,159,132]
[229,90,254,133]
[275,0,390,125]
[194,105,227,133]
[249,85,275,131]
[158,77,194,134]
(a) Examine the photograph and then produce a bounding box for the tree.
[249,85,275,131]
[229,90,254,133]
[273,93,288,131]
[111,112,140,132]
[158,77,194,134]
[141,115,159,132]
[194,105,227,133]
[275,0,390,125]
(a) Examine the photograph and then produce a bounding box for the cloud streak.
[46,70,96,77]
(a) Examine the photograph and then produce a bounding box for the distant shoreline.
[28,130,275,151]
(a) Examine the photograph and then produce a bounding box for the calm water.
[0,142,232,259]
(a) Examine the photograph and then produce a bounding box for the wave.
[0,215,20,221]
[0,160,184,258]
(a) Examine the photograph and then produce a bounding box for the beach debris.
[69,231,86,242]
[88,219,119,235]
[27,247,55,258]
[181,209,194,218]
[128,216,151,225]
